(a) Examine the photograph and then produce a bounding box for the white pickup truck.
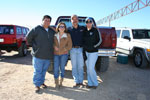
[116,27,150,68]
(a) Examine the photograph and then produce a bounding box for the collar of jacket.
[55,33,67,42]
[39,25,52,32]
[86,27,94,31]
[71,25,80,29]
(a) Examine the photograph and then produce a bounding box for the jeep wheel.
[18,43,27,56]
[6,49,11,52]
[133,50,148,68]
[95,56,109,72]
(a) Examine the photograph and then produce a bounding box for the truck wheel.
[95,56,109,72]
[18,43,27,56]
[47,61,54,73]
[133,50,148,68]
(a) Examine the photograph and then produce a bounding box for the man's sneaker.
[86,85,93,89]
[92,86,97,89]
[73,83,80,88]
[35,86,40,93]
[41,84,47,89]
[79,83,85,88]
[86,85,97,89]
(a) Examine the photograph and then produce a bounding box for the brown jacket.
[54,33,72,55]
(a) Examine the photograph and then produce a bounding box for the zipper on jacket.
[47,32,50,39]
[58,35,60,55]
[58,39,60,55]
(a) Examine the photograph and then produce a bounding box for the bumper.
[0,43,18,50]
[98,49,116,56]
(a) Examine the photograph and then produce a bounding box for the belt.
[73,46,82,48]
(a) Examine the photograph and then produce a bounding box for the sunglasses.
[86,20,92,24]
[59,26,65,28]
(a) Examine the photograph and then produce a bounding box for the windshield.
[132,30,150,39]
[0,26,14,34]
[58,18,86,28]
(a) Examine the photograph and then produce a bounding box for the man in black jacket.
[26,15,55,93]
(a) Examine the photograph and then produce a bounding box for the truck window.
[148,31,150,37]
[132,30,150,39]
[78,19,86,26]
[121,30,130,38]
[116,30,121,38]
[16,27,22,35]
[58,19,72,28]
[58,18,86,28]
[0,26,14,34]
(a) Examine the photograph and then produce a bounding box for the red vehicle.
[0,25,29,56]
[53,16,117,72]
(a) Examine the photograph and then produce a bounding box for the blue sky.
[0,0,150,29]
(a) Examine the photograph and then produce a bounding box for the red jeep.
[0,25,29,56]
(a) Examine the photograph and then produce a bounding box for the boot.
[60,78,64,87]
[55,79,59,89]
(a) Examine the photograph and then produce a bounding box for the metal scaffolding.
[96,0,150,26]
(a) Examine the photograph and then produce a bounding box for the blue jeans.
[54,54,68,79]
[32,57,50,87]
[85,52,98,86]
[70,48,84,84]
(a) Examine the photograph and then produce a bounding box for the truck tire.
[18,43,27,56]
[95,56,109,72]
[47,61,54,73]
[133,50,148,68]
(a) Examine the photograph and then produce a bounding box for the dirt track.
[0,51,150,100]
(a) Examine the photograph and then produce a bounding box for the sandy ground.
[0,51,150,100]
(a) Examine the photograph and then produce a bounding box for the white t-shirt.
[45,28,48,32]
[40,25,49,32]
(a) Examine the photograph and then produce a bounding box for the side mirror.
[124,36,131,41]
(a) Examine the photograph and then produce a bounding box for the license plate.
[0,39,4,42]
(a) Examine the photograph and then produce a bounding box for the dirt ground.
[0,50,150,100]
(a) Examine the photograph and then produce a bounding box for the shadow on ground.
[0,51,32,65]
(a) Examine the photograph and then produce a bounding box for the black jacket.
[83,27,102,53]
[26,25,55,60]
[68,25,85,47]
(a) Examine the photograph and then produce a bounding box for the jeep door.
[118,30,131,54]
[16,26,23,48]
